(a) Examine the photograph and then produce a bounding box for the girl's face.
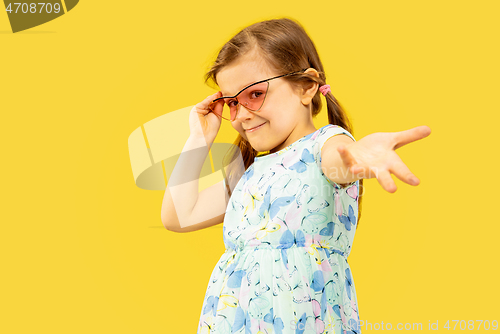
[216,49,317,153]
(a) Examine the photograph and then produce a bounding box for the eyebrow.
[221,79,260,97]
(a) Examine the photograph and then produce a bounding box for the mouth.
[246,122,266,132]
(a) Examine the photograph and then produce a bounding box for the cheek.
[239,131,248,141]
[231,122,247,140]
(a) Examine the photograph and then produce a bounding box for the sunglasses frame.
[209,68,309,121]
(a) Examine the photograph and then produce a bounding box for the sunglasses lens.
[209,100,225,119]
[212,71,305,120]
[216,82,269,121]
[239,82,268,112]
[219,99,235,120]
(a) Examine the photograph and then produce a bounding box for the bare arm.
[161,179,228,233]
[321,134,359,186]
[161,135,229,233]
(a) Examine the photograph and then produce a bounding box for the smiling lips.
[246,122,266,132]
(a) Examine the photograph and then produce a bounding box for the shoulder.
[321,132,355,155]
[314,124,356,150]
[316,125,357,188]
[319,128,355,173]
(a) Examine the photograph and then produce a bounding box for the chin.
[241,132,272,152]
[252,142,274,153]
[241,139,259,152]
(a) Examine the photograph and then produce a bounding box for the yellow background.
[1,0,499,333]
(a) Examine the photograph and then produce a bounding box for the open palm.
[337,125,432,193]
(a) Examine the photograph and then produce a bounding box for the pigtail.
[221,135,258,198]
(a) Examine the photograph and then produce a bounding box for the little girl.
[161,18,431,334]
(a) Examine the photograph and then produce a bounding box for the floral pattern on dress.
[197,124,361,334]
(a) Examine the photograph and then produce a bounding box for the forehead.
[216,51,276,96]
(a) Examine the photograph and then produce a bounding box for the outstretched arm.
[321,125,432,193]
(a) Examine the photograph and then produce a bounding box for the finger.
[206,92,222,107]
[198,92,222,114]
[202,92,218,104]
[351,164,377,179]
[211,92,225,113]
[337,145,358,168]
[390,160,420,186]
[393,125,432,150]
[204,92,221,105]
[377,170,398,193]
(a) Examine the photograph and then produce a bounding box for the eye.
[226,99,238,107]
[250,90,264,99]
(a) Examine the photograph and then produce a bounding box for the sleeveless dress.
[197,124,361,334]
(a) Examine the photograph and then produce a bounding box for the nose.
[233,102,254,122]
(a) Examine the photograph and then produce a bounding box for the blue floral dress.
[197,124,361,334]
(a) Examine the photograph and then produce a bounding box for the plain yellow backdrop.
[1,1,499,333]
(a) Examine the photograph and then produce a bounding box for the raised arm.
[161,92,230,232]
[161,135,229,233]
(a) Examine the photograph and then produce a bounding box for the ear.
[301,68,320,106]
